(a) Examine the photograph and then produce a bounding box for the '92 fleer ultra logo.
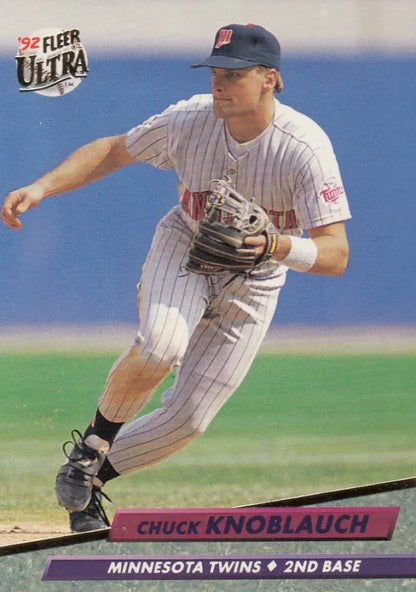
[15,28,88,97]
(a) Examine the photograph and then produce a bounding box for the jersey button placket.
[226,155,237,182]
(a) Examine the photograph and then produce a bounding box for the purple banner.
[109,507,399,541]
[43,554,416,580]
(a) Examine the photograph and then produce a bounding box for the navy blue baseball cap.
[191,23,281,71]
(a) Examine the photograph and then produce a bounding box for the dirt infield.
[0,522,69,547]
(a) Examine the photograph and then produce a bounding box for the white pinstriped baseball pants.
[99,207,287,475]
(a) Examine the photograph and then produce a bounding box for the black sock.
[82,409,123,487]
[83,408,124,445]
[97,457,121,485]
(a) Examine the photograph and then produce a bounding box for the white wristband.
[280,236,318,272]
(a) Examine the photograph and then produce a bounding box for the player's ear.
[261,67,278,92]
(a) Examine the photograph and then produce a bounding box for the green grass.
[1,352,415,524]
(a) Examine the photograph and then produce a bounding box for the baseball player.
[1,24,351,532]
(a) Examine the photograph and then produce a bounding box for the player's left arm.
[272,220,349,276]
[304,221,349,276]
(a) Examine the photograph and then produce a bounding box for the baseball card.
[1,1,415,590]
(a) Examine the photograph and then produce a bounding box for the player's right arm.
[1,134,134,230]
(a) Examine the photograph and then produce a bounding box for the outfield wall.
[0,1,415,327]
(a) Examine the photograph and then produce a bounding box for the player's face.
[210,67,272,120]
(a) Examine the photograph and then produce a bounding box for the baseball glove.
[186,178,279,275]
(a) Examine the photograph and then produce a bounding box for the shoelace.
[89,487,112,526]
[62,428,97,461]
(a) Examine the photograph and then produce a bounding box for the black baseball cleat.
[69,486,111,533]
[55,429,106,512]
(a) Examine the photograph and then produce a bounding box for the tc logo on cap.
[215,29,233,49]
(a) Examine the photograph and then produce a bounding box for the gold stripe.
[269,234,277,254]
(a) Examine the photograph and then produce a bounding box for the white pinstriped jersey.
[96,93,352,474]
[126,94,351,236]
